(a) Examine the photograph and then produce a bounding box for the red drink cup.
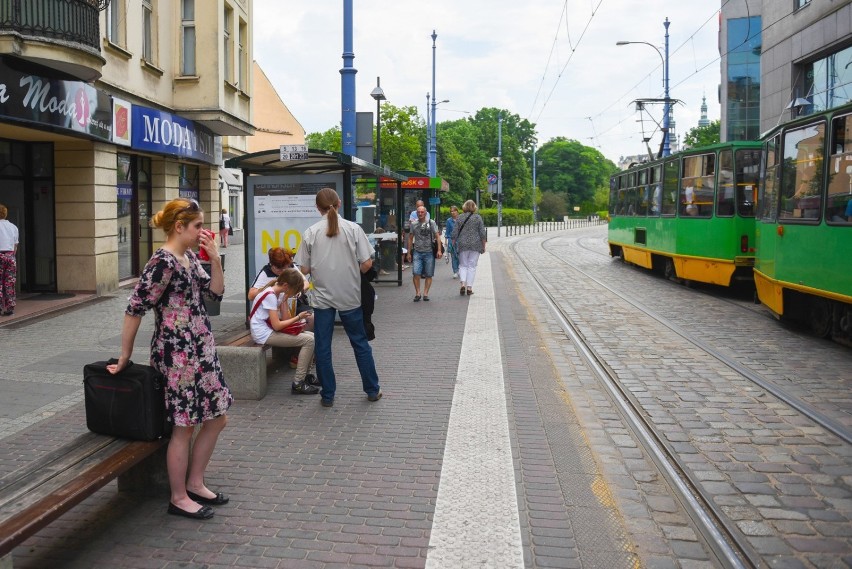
[199,229,214,261]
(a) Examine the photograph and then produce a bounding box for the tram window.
[760,135,780,221]
[780,122,825,221]
[609,177,618,215]
[649,165,662,216]
[680,154,714,217]
[626,187,637,216]
[616,189,627,215]
[736,149,760,217]
[662,160,678,215]
[637,169,649,216]
[717,150,735,217]
[827,113,852,224]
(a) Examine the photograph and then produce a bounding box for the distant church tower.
[698,94,710,128]
[667,106,678,153]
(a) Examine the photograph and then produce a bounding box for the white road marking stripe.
[426,254,524,568]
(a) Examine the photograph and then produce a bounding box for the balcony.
[0,0,105,82]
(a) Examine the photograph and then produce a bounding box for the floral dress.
[127,248,232,427]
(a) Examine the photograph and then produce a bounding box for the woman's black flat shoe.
[168,503,214,519]
[187,490,230,505]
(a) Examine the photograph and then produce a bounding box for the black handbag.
[83,359,172,441]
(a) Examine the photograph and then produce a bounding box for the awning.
[219,167,242,192]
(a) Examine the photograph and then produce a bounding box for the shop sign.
[131,106,216,164]
[0,60,112,141]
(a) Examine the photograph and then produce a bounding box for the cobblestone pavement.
[5,223,845,568]
[504,227,852,568]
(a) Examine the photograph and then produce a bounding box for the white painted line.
[426,254,524,568]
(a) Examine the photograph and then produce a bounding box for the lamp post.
[426,94,449,177]
[370,77,386,166]
[617,17,671,157]
[429,30,438,177]
[532,138,538,222]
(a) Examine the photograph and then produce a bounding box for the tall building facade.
[719,3,762,141]
[720,0,852,141]
[0,0,254,295]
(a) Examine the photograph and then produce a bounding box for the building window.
[726,16,761,141]
[803,45,852,114]
[142,0,154,62]
[181,0,195,75]
[224,5,233,83]
[795,0,811,10]
[238,19,248,89]
[106,0,124,46]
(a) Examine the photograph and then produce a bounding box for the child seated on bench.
[249,268,320,395]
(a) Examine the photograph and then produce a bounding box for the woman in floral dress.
[108,198,232,520]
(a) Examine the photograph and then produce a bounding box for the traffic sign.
[280,145,309,161]
[487,173,497,185]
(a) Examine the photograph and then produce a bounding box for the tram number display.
[279,145,309,161]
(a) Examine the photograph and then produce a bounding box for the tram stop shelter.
[224,150,409,302]
[355,171,449,282]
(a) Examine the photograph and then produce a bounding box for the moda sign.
[0,60,112,141]
[132,106,216,164]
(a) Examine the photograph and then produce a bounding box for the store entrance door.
[0,140,56,292]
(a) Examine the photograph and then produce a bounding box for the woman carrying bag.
[249,268,320,394]
[451,200,487,296]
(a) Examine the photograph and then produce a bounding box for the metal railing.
[486,218,608,240]
[0,0,101,52]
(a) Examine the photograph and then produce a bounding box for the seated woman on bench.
[249,268,320,394]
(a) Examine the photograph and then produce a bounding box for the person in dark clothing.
[361,265,377,341]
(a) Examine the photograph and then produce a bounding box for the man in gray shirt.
[406,206,442,301]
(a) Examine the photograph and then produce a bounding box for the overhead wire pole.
[497,114,503,237]
[429,30,438,177]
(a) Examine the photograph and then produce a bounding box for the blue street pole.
[340,0,357,156]
[426,92,431,176]
[429,30,437,177]
[662,17,671,157]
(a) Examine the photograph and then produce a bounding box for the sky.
[253,1,725,164]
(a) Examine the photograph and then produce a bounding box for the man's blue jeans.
[313,306,381,402]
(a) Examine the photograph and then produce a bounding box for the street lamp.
[370,77,386,166]
[617,17,671,157]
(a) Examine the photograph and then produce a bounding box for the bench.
[0,432,168,567]
[217,332,294,400]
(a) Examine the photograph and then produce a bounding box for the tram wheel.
[807,297,833,338]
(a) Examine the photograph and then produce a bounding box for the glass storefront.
[116,153,152,280]
[805,45,852,114]
[726,16,762,141]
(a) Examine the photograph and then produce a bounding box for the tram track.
[535,234,852,446]
[510,232,852,569]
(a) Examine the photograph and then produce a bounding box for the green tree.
[682,120,720,149]
[536,138,616,210]
[378,103,426,172]
[306,126,342,152]
[538,191,568,220]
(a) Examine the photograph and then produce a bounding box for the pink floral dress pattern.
[126,248,232,427]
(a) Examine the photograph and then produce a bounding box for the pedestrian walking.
[108,198,232,520]
[249,268,319,394]
[0,203,19,316]
[444,205,460,278]
[406,205,442,301]
[219,208,231,248]
[451,200,487,296]
[295,188,382,408]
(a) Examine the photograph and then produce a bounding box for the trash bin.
[199,253,225,316]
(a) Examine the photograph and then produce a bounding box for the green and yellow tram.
[608,141,763,286]
[756,103,852,340]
